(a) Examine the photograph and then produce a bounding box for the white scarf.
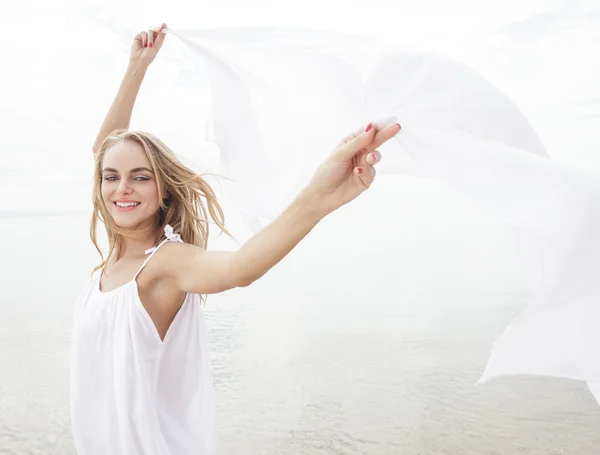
[166,26,600,402]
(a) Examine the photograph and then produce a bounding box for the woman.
[70,24,401,454]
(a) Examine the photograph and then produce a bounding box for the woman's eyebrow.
[130,167,154,173]
[102,167,154,173]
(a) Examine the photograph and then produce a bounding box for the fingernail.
[396,123,401,129]
[365,122,372,133]
[356,167,364,174]
[370,153,377,162]
[149,43,153,48]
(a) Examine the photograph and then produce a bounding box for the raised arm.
[92,24,167,154]
[159,121,401,295]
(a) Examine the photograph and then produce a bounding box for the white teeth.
[115,202,140,208]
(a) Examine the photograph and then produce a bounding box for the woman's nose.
[116,179,133,195]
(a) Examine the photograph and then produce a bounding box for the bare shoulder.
[146,241,207,278]
[136,242,207,304]
[142,239,240,295]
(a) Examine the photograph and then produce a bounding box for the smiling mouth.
[114,201,141,209]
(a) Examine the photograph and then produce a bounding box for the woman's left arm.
[161,122,401,295]
[92,24,167,154]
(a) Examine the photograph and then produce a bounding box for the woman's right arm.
[92,24,167,154]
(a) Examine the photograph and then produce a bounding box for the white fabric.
[164,27,600,398]
[588,383,600,405]
[70,225,215,455]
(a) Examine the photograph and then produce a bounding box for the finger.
[139,32,147,48]
[336,122,374,147]
[366,123,401,153]
[146,30,154,48]
[134,32,144,48]
[364,150,381,166]
[355,165,376,189]
[154,27,167,50]
[334,123,376,160]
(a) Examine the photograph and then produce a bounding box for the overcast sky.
[2,0,599,290]
[3,0,599,209]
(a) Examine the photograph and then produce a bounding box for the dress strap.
[133,224,184,280]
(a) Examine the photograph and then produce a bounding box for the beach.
[2,209,599,454]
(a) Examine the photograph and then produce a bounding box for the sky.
[3,0,599,206]
[2,0,600,290]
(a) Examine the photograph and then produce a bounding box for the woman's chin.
[111,212,144,229]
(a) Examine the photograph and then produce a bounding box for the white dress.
[70,225,215,454]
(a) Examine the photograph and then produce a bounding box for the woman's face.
[101,140,162,229]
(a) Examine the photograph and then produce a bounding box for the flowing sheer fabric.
[165,27,600,402]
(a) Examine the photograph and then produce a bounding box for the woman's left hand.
[130,23,168,68]
[307,121,401,215]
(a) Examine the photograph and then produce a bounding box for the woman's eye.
[103,176,148,181]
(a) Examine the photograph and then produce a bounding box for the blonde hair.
[90,130,231,275]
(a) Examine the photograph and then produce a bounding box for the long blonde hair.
[90,130,231,274]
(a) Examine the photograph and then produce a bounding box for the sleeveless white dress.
[70,225,215,455]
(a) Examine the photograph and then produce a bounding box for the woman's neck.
[114,226,158,261]
[119,237,155,260]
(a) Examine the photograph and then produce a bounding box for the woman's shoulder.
[139,241,210,297]
[147,240,204,273]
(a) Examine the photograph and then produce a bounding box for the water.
[1,215,599,454]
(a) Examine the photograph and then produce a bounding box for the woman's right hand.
[130,23,167,67]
